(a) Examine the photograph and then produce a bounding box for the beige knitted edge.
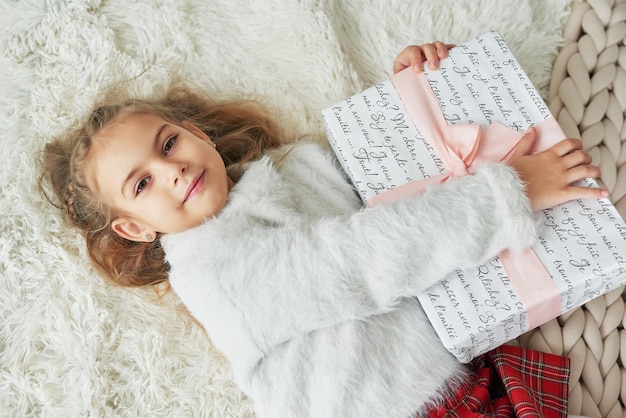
[515,1,626,417]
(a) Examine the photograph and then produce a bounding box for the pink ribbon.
[370,68,565,329]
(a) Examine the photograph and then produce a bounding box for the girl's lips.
[184,171,205,202]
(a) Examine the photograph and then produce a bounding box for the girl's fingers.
[424,42,453,70]
[420,44,439,70]
[410,48,428,72]
[564,163,601,184]
[393,46,425,73]
[393,42,455,73]
[562,149,592,168]
[550,137,583,157]
[566,184,609,200]
[509,127,537,160]
[433,41,453,58]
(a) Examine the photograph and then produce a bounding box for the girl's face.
[85,112,233,241]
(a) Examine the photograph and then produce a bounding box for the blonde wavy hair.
[39,87,285,289]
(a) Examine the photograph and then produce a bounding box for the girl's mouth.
[184,171,205,203]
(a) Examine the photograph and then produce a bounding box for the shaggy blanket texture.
[0,1,572,416]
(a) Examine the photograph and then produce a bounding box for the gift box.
[322,31,626,362]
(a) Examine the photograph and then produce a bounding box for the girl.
[40,43,605,417]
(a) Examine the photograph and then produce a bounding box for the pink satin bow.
[366,120,524,207]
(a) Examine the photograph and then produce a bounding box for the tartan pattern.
[424,345,569,418]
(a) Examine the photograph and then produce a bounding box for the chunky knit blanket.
[0,1,573,417]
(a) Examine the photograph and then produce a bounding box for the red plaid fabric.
[423,345,570,418]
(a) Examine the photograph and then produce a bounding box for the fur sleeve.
[189,161,537,354]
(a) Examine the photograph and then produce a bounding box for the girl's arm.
[198,147,534,354]
[215,130,605,353]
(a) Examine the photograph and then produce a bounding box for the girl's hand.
[393,42,455,74]
[508,127,608,212]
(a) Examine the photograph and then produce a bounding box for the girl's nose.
[163,159,186,185]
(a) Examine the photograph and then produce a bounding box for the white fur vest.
[160,142,537,418]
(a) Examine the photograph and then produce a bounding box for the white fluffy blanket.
[0,1,571,416]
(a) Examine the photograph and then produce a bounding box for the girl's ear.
[182,121,211,142]
[111,217,154,242]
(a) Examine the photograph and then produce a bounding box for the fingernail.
[428,60,437,70]
[412,64,422,73]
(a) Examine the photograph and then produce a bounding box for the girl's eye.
[163,135,177,155]
[136,176,150,195]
